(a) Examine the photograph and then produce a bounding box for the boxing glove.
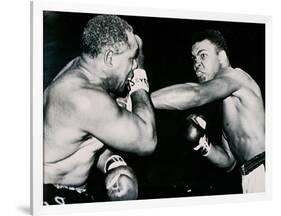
[126,35,147,94]
[127,68,149,94]
[184,114,211,156]
[104,155,138,201]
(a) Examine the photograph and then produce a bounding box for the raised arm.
[73,87,156,156]
[151,68,243,110]
[151,83,200,110]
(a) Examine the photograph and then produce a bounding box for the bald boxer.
[151,29,265,193]
[43,15,157,204]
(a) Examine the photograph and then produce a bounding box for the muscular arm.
[205,134,237,172]
[151,68,243,110]
[74,88,156,156]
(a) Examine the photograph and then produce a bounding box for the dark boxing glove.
[184,114,211,156]
[104,155,138,201]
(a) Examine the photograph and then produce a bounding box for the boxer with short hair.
[43,15,157,204]
[151,29,265,193]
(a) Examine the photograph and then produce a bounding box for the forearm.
[206,144,237,172]
[151,83,200,110]
[131,90,155,123]
[130,90,157,152]
[136,48,144,69]
[96,149,114,173]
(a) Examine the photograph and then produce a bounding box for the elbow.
[136,132,157,156]
[145,134,157,155]
[192,86,204,107]
[224,158,237,173]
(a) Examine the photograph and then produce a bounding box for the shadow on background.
[17,205,30,215]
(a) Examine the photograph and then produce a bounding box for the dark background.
[44,11,265,201]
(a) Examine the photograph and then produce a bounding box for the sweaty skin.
[151,39,264,169]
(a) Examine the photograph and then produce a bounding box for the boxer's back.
[44,62,104,186]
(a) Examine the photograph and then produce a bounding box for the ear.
[104,49,114,67]
[218,50,228,66]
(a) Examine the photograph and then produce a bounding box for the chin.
[198,78,205,83]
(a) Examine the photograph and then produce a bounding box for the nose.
[193,59,201,71]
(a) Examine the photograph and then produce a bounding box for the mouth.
[196,70,204,77]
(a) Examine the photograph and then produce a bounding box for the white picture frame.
[31,0,272,215]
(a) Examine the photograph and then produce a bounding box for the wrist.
[104,155,127,173]
[193,135,212,156]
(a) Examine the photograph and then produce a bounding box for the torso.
[221,68,265,164]
[44,57,105,186]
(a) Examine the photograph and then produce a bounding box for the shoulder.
[222,67,262,98]
[70,86,118,115]
[231,68,260,89]
[216,67,255,87]
[219,67,248,80]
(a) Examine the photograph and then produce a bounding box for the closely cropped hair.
[192,29,229,55]
[82,15,133,58]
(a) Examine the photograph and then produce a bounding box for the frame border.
[31,0,272,215]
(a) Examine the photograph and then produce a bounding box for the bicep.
[199,75,241,105]
[77,93,145,153]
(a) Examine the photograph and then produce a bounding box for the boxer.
[43,15,157,204]
[152,29,265,193]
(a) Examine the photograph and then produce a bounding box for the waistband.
[53,184,87,194]
[240,152,265,176]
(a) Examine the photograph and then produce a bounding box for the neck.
[219,65,233,75]
[218,57,232,72]
[78,53,110,91]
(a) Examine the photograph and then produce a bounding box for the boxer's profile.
[43,15,157,204]
[151,29,265,193]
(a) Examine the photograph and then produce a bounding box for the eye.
[200,53,207,59]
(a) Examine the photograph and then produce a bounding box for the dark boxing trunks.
[43,184,95,205]
[240,152,265,176]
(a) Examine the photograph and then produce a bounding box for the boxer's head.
[82,15,138,93]
[106,31,138,93]
[191,30,230,83]
[82,15,133,58]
